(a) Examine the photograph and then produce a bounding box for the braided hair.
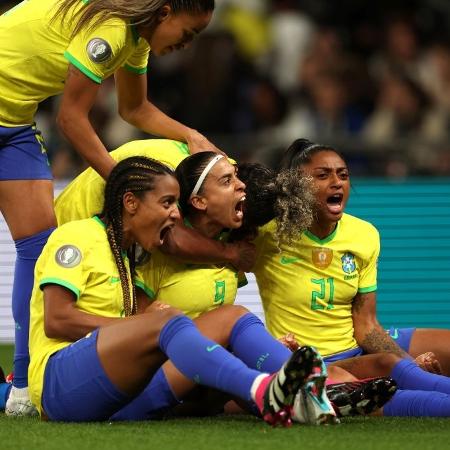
[230,163,315,243]
[102,156,174,316]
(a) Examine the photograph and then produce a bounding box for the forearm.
[355,323,409,358]
[121,100,193,143]
[161,226,236,264]
[57,113,116,179]
[352,291,409,358]
[45,308,120,342]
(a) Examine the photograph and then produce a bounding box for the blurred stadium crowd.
[2,0,450,177]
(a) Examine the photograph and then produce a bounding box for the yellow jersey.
[28,216,139,414]
[55,139,190,225]
[0,0,149,126]
[253,213,379,356]
[137,232,247,319]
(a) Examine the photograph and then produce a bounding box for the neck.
[308,220,337,240]
[120,218,134,250]
[188,214,223,239]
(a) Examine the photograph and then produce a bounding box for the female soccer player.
[6,156,321,424]
[252,138,450,416]
[0,0,218,413]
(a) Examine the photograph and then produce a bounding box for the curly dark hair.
[230,162,314,243]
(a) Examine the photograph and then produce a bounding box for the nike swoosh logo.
[280,256,301,265]
[390,329,399,340]
[206,344,220,352]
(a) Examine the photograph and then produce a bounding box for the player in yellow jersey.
[0,0,218,415]
[252,138,450,417]
[23,156,327,425]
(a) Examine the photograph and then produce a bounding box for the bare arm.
[115,68,221,154]
[43,284,120,341]
[160,220,256,272]
[352,291,409,358]
[57,65,116,179]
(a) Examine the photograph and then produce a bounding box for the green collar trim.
[93,215,106,228]
[304,222,340,245]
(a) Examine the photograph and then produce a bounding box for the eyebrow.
[312,166,348,171]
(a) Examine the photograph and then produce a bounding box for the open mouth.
[326,193,344,214]
[159,224,173,244]
[234,195,246,220]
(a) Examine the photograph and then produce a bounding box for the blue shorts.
[42,329,130,422]
[323,327,416,364]
[0,124,52,180]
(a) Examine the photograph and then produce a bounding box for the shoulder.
[341,213,379,239]
[111,139,189,169]
[50,218,106,246]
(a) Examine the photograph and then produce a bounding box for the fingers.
[415,351,443,374]
[278,333,300,351]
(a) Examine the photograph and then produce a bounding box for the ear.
[190,195,208,212]
[123,191,138,215]
[158,5,172,22]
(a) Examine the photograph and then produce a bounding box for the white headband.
[190,154,224,198]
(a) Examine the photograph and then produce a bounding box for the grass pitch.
[1,345,449,450]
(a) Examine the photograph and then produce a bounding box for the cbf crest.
[312,247,333,269]
[341,252,356,274]
[55,245,82,268]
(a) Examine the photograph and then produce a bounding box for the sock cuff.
[229,313,263,350]
[14,227,55,258]
[158,315,194,354]
[391,358,417,380]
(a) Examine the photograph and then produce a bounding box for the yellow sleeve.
[123,38,150,75]
[358,228,380,293]
[38,230,90,299]
[64,18,128,84]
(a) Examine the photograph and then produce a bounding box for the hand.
[185,129,225,156]
[278,333,300,352]
[415,351,442,374]
[226,241,256,272]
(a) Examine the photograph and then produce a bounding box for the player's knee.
[220,304,249,321]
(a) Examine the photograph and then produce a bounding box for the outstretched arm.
[352,291,409,358]
[115,68,221,154]
[160,220,256,272]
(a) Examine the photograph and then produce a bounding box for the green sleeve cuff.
[40,277,80,299]
[123,64,147,75]
[358,285,377,294]
[64,51,102,84]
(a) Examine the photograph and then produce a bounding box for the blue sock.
[391,359,450,394]
[0,383,12,410]
[110,368,179,421]
[12,228,54,388]
[384,389,450,417]
[159,315,262,403]
[229,313,291,373]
